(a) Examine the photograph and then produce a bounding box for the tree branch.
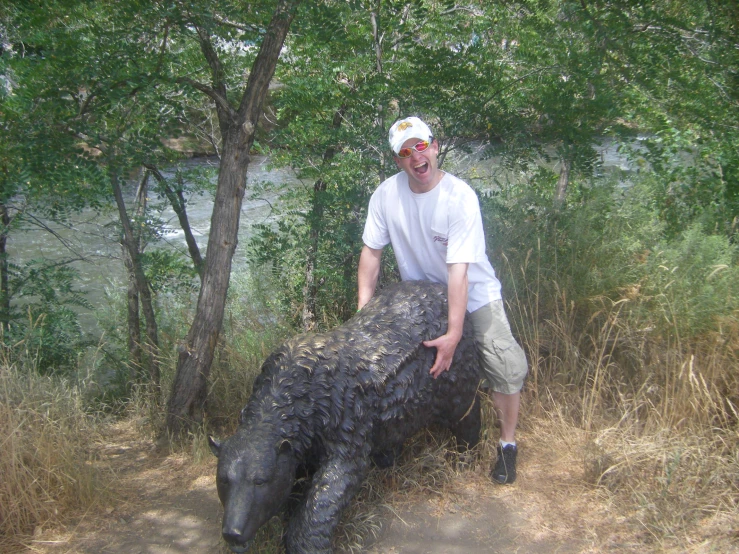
[22,211,88,260]
[155,22,170,74]
[440,5,483,16]
[237,0,302,121]
[210,15,260,34]
[482,67,559,109]
[176,76,237,121]
[194,25,235,124]
[143,164,205,279]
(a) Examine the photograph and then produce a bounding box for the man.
[357,116,528,484]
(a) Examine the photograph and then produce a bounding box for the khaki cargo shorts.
[468,300,528,394]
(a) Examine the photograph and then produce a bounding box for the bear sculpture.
[209,280,481,554]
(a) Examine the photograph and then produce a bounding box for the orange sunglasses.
[396,139,432,158]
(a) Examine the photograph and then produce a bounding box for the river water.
[9,142,635,334]
[8,155,300,332]
[448,137,637,188]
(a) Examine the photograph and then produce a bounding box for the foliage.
[639,224,738,338]
[2,261,92,374]
[247,0,738,327]
[252,0,500,325]
[247,153,371,325]
[480,157,739,543]
[5,0,737,354]
[484,165,739,338]
[142,249,199,295]
[625,129,739,238]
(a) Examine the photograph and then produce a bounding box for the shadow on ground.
[78,487,222,554]
[364,484,584,554]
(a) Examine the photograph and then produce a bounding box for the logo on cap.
[397,121,413,131]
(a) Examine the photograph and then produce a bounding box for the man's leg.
[468,301,528,485]
[492,390,520,443]
[491,390,521,484]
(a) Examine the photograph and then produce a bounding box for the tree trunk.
[301,178,324,332]
[370,3,387,183]
[122,171,149,384]
[111,168,161,389]
[121,244,142,383]
[554,156,571,208]
[166,0,300,437]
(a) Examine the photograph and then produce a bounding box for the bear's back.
[246,281,480,454]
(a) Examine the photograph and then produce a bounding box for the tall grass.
[0,360,107,549]
[0,265,295,550]
[207,269,296,429]
[489,170,739,547]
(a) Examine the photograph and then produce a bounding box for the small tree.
[166,0,302,436]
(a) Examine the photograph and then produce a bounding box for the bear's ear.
[239,406,248,424]
[277,440,292,456]
[208,436,222,457]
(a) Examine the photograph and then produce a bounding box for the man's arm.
[357,245,383,310]
[424,262,469,378]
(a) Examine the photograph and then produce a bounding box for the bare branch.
[370,4,383,74]
[192,25,237,124]
[22,212,88,260]
[176,76,237,121]
[143,163,205,278]
[440,5,483,16]
[210,15,260,35]
[155,22,170,74]
[237,0,301,121]
[482,67,559,109]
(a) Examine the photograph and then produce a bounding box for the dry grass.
[510,276,739,551]
[491,240,739,549]
[584,423,738,547]
[0,364,108,552]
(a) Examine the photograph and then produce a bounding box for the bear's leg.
[285,453,370,554]
[450,394,481,451]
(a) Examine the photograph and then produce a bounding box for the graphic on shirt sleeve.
[433,235,449,246]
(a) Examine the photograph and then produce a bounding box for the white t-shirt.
[362,171,502,312]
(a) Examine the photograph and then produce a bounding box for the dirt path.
[37,421,225,553]
[29,420,634,554]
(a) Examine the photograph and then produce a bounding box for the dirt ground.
[22,419,733,554]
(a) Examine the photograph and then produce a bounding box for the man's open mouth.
[413,161,429,174]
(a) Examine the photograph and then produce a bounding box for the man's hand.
[425,262,468,378]
[423,333,461,378]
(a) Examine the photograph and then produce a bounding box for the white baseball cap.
[388,117,433,155]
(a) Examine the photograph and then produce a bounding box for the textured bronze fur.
[210,281,481,554]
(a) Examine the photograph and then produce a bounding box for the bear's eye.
[219,476,229,486]
[253,477,267,486]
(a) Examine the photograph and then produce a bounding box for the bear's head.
[209,428,297,553]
